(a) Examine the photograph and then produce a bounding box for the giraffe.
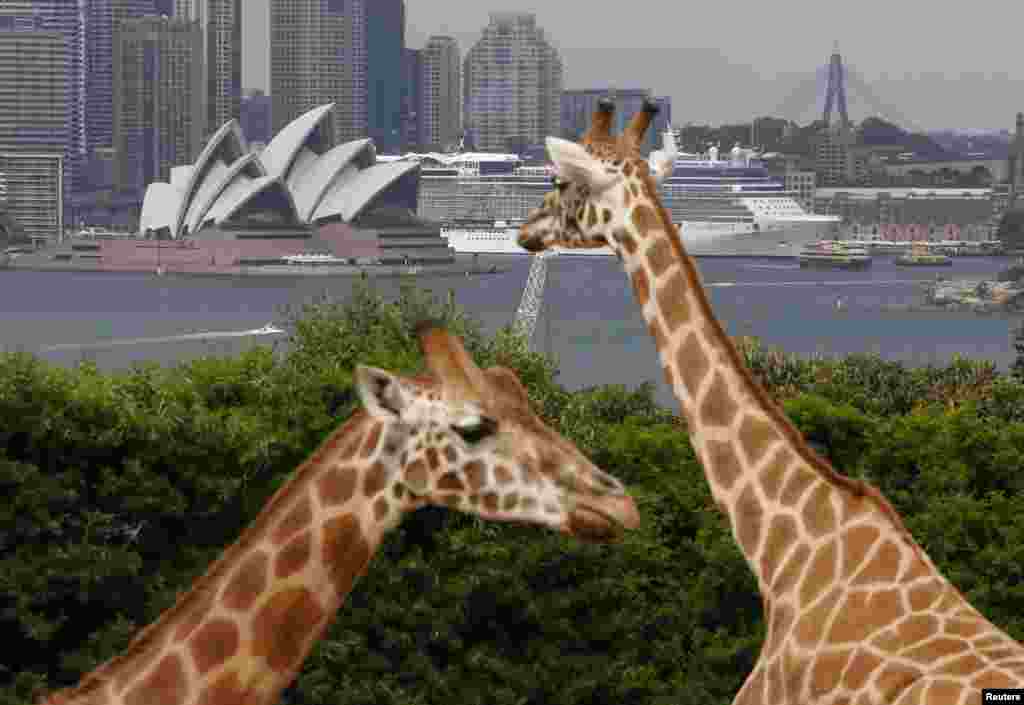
[37,324,640,705]
[516,99,1024,704]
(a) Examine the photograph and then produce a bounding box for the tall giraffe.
[37,325,640,705]
[517,99,1024,704]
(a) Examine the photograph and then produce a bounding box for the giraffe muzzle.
[566,495,640,543]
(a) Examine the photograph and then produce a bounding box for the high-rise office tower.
[12,2,83,207]
[0,10,69,239]
[84,0,157,159]
[113,15,204,196]
[463,13,562,153]
[174,0,241,138]
[420,35,460,152]
[359,0,404,153]
[401,48,421,150]
[270,0,405,152]
[269,0,345,142]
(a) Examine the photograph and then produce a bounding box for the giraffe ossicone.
[37,324,639,705]
[519,99,1024,703]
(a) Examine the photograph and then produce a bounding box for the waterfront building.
[814,187,994,239]
[132,103,452,268]
[174,0,242,139]
[0,15,67,240]
[463,12,562,152]
[269,0,345,142]
[113,16,205,198]
[419,35,460,152]
[561,90,670,155]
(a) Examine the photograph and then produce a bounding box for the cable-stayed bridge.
[771,43,926,133]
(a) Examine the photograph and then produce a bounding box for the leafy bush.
[3,281,1024,705]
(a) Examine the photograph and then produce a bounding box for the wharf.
[1,251,508,279]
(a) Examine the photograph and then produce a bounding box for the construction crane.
[512,250,557,351]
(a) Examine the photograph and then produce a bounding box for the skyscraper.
[0,11,68,239]
[271,0,405,152]
[420,35,460,152]
[113,15,204,196]
[84,0,158,157]
[15,2,83,208]
[463,13,562,152]
[174,0,242,139]
[269,0,345,142]
[401,48,421,150]
[360,0,404,154]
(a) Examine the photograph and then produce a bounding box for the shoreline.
[1,257,509,279]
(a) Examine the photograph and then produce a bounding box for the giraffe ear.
[545,137,622,193]
[355,366,411,418]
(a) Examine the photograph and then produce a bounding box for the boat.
[894,242,953,267]
[798,240,872,270]
[252,323,285,335]
[416,129,839,257]
[281,253,347,265]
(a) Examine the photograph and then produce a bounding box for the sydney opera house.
[63,104,454,272]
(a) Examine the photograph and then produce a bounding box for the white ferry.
[421,130,839,257]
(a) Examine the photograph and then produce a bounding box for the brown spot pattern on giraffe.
[252,587,325,673]
[195,670,253,705]
[630,203,660,238]
[801,483,836,538]
[629,268,652,309]
[758,447,794,501]
[705,440,741,491]
[828,588,903,643]
[799,539,837,605]
[318,465,357,506]
[647,237,674,278]
[362,461,387,497]
[190,618,240,675]
[735,485,763,556]
[463,461,485,491]
[656,270,691,331]
[123,653,187,705]
[772,542,810,595]
[222,551,269,612]
[851,539,901,585]
[272,495,312,545]
[275,531,312,579]
[737,415,779,466]
[700,373,738,427]
[760,515,798,586]
[321,514,371,596]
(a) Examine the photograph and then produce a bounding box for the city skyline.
[241,0,1024,131]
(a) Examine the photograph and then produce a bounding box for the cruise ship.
[405,130,839,257]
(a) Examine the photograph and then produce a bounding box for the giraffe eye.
[452,415,498,444]
[551,176,568,191]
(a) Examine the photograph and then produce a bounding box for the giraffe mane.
[632,167,926,561]
[48,409,376,700]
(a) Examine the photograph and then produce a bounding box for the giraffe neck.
[613,194,934,597]
[42,412,389,705]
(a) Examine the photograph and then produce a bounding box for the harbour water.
[2,254,1020,410]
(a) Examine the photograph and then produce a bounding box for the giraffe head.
[518,97,673,254]
[353,324,640,542]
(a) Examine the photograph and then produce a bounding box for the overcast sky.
[241,0,1024,131]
